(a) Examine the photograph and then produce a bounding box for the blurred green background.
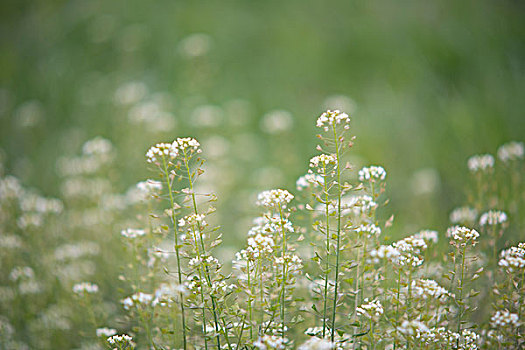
[1,0,524,239]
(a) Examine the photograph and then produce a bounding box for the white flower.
[368,245,401,265]
[358,165,386,183]
[355,224,381,237]
[479,210,507,226]
[356,298,384,321]
[120,228,146,238]
[413,230,439,244]
[146,142,178,164]
[298,337,334,350]
[72,282,99,295]
[490,309,519,328]
[309,154,337,169]
[107,334,135,348]
[178,214,207,228]
[467,154,494,172]
[450,207,478,225]
[398,320,429,336]
[82,137,113,156]
[446,226,479,247]
[175,137,201,154]
[411,279,450,301]
[316,109,350,131]
[253,335,287,350]
[136,179,162,196]
[498,243,525,272]
[96,327,117,337]
[256,189,294,209]
[497,141,524,162]
[121,292,154,309]
[296,173,324,191]
[260,110,294,134]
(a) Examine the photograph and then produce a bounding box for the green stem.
[322,163,331,338]
[183,151,222,350]
[161,156,187,350]
[247,259,253,341]
[456,245,467,348]
[330,125,343,343]
[278,204,288,339]
[394,267,401,349]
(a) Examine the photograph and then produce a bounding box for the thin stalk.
[322,163,331,338]
[330,125,343,343]
[259,256,264,330]
[278,204,288,339]
[456,245,467,348]
[394,267,401,350]
[161,156,187,350]
[183,151,222,350]
[247,259,253,340]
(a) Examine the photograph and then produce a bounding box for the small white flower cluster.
[411,279,450,301]
[244,233,275,259]
[188,255,220,269]
[450,206,478,225]
[446,226,479,247]
[256,189,294,209]
[498,243,525,272]
[497,141,524,163]
[19,193,63,214]
[120,228,146,239]
[418,328,478,349]
[296,173,324,191]
[146,142,178,163]
[356,298,383,321]
[368,245,401,265]
[354,224,381,237]
[316,109,350,131]
[178,214,207,228]
[136,179,162,197]
[9,266,34,281]
[391,236,427,267]
[479,210,507,226]
[54,241,100,261]
[398,320,429,337]
[96,327,117,337]
[153,283,187,306]
[0,234,22,250]
[309,154,337,170]
[107,334,135,349]
[274,254,303,276]
[467,154,494,173]
[0,176,24,200]
[72,282,99,295]
[460,329,480,350]
[413,230,439,244]
[248,215,294,237]
[121,292,154,310]
[343,195,378,216]
[174,137,201,153]
[417,327,459,346]
[82,137,113,156]
[253,334,287,350]
[490,309,519,328]
[297,337,334,350]
[358,165,386,183]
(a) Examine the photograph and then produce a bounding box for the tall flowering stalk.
[255,189,296,340]
[176,137,222,350]
[445,226,479,347]
[146,142,187,349]
[316,109,351,342]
